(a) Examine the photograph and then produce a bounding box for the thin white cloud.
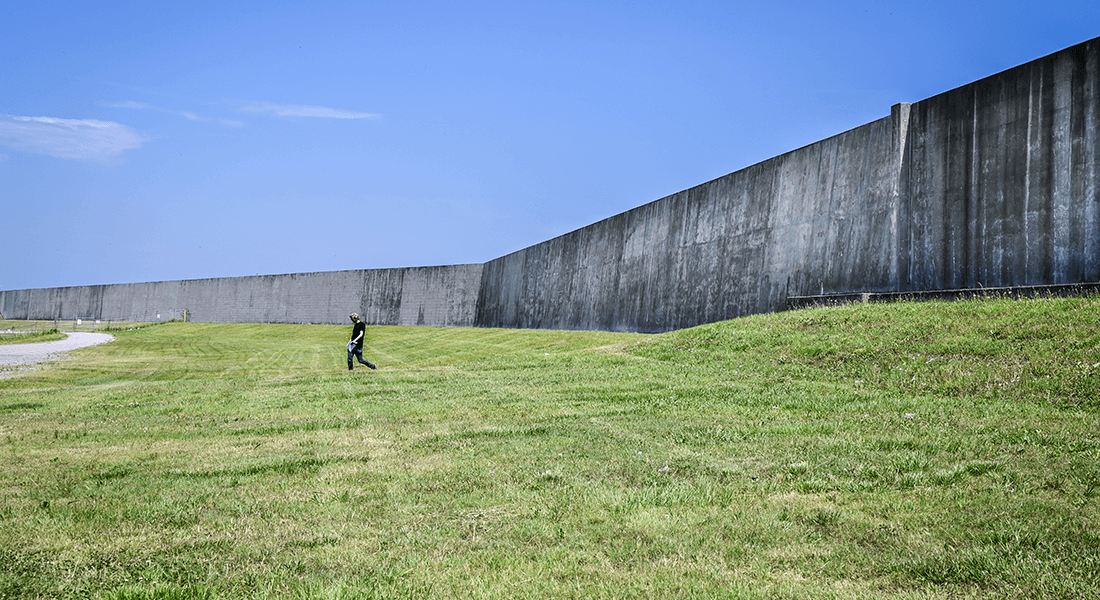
[104,100,153,110]
[105,100,244,128]
[240,101,379,119]
[0,115,146,162]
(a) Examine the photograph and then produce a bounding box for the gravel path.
[0,332,116,377]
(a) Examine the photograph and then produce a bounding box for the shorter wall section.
[0,264,484,327]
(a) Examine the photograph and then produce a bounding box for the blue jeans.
[348,346,373,370]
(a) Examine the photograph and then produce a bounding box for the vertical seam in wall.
[762,160,780,307]
[969,89,980,288]
[823,139,839,295]
[897,104,912,293]
[907,106,915,291]
[1087,40,1100,278]
[641,203,652,331]
[1025,67,1034,283]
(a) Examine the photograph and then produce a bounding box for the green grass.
[1,297,1098,599]
[0,329,66,345]
[0,320,156,339]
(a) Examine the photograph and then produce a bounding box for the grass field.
[1,297,1098,599]
[0,330,66,345]
[0,321,157,347]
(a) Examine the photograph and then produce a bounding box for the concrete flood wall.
[3,37,1098,332]
[476,38,1100,332]
[906,40,1100,291]
[476,105,909,332]
[0,264,484,327]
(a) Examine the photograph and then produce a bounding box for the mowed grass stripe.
[1,296,1098,599]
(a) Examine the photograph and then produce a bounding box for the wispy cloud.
[105,100,153,110]
[104,101,245,128]
[239,101,379,119]
[0,115,146,162]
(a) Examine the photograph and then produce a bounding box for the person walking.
[347,313,377,371]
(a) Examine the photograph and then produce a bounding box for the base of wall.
[786,282,1100,311]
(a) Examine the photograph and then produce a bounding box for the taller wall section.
[476,37,1100,332]
[906,39,1100,291]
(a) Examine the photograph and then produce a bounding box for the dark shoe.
[367,362,377,370]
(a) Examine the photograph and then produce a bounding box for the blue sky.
[2,1,1097,291]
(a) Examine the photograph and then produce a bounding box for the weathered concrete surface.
[477,38,1100,331]
[3,37,1098,332]
[0,265,483,327]
[787,282,1100,311]
[905,39,1100,292]
[476,107,910,332]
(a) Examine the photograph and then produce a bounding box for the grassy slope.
[0,298,1098,599]
[0,330,66,345]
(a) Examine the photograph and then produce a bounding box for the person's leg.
[354,347,377,370]
[347,348,354,370]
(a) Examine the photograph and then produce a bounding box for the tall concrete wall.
[476,37,1100,332]
[905,39,1100,291]
[3,37,1098,332]
[476,106,910,332]
[0,264,484,327]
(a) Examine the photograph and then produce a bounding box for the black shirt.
[352,321,366,350]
